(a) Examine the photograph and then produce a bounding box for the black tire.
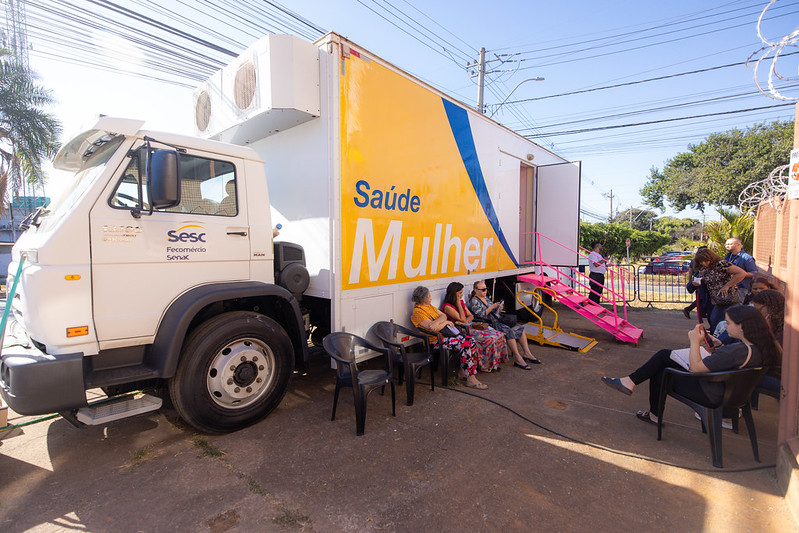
[169,311,293,434]
[529,290,545,315]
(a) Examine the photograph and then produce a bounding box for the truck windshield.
[45,135,127,222]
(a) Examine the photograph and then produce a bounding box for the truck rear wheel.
[169,311,293,434]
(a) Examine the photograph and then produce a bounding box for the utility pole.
[603,189,614,222]
[469,48,541,115]
[701,213,706,242]
[476,47,485,113]
[3,0,31,70]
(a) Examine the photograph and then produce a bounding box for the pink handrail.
[528,232,631,324]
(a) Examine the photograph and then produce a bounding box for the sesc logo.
[167,224,207,243]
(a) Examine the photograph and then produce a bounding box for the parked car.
[639,260,690,275]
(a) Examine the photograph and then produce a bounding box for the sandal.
[513,362,532,370]
[636,410,658,426]
[523,356,542,364]
[466,382,488,390]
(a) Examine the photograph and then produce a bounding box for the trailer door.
[535,161,581,267]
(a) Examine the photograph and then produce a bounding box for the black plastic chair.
[323,332,396,436]
[751,382,780,410]
[656,366,768,468]
[413,325,467,386]
[373,320,435,406]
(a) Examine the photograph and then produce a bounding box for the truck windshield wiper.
[19,206,49,230]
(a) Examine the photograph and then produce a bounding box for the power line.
[506,50,799,106]
[495,0,770,53]
[510,2,799,70]
[526,103,795,138]
[515,82,799,132]
[354,0,472,68]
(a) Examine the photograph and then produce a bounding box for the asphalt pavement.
[0,304,796,532]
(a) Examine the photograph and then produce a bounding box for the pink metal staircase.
[518,233,643,344]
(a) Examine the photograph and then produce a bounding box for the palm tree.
[704,207,754,255]
[0,49,61,215]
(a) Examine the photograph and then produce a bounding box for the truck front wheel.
[169,311,293,433]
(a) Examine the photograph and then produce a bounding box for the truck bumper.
[0,314,87,416]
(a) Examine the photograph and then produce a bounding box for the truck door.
[535,161,581,267]
[89,148,251,345]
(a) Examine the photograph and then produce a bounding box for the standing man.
[588,241,607,304]
[724,237,757,303]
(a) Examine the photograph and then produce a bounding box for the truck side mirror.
[148,149,181,209]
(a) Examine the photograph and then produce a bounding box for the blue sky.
[21,0,799,223]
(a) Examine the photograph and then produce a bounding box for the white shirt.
[588,251,606,274]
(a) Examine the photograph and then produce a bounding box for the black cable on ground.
[421,380,776,473]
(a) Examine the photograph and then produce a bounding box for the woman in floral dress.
[440,282,508,372]
[694,248,747,333]
[410,286,487,390]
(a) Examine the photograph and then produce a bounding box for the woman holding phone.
[600,305,780,425]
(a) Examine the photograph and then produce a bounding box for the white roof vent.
[233,59,258,112]
[194,89,212,132]
[195,34,320,143]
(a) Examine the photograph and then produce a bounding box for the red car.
[647,260,689,275]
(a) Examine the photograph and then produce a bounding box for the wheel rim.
[206,337,276,409]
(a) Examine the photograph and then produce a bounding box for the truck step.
[76,394,162,426]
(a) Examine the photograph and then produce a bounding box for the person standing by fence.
[683,246,710,320]
[588,241,607,304]
[724,237,757,303]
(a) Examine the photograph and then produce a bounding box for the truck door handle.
[227,231,248,236]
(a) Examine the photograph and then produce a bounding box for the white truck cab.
[1,117,308,433]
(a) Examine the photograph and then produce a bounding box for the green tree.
[580,222,670,262]
[611,207,657,231]
[0,49,61,214]
[704,208,754,255]
[641,120,793,212]
[651,216,701,241]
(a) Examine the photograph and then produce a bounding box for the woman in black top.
[601,305,781,425]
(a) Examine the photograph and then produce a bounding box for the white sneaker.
[694,411,736,429]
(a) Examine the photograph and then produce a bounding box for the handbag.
[710,287,742,306]
[496,312,518,327]
[470,322,489,331]
[439,324,461,337]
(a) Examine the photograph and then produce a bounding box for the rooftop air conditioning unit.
[192,70,232,137]
[197,34,320,144]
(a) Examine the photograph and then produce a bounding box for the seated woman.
[441,282,509,372]
[750,275,779,298]
[694,247,747,333]
[410,286,487,390]
[468,280,540,369]
[751,289,785,397]
[601,305,780,425]
[712,283,785,346]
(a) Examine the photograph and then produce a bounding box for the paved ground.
[1,305,796,532]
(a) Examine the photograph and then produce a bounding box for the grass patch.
[130,448,148,462]
[447,376,462,387]
[272,507,312,531]
[247,478,267,496]
[193,437,225,458]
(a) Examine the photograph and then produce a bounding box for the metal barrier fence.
[522,232,693,308]
[571,264,693,306]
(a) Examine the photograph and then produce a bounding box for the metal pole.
[476,47,485,114]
